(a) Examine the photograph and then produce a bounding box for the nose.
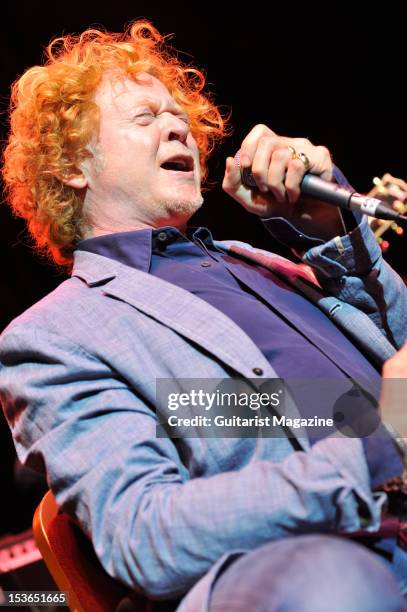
[162,113,189,144]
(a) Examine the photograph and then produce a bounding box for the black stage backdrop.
[0,2,405,534]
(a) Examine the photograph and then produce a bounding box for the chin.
[160,192,203,222]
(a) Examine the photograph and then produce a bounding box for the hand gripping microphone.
[234,151,407,221]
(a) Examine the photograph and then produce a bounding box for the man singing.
[1,21,406,611]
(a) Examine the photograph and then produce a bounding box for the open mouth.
[160,155,194,173]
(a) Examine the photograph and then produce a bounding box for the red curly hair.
[2,21,228,268]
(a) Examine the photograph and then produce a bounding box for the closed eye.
[134,111,155,122]
[177,113,190,125]
[133,109,190,127]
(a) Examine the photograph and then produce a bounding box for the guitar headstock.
[367,173,407,251]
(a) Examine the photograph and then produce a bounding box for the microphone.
[234,151,406,221]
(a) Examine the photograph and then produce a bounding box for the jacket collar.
[71,248,275,381]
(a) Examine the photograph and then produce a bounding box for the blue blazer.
[0,218,406,611]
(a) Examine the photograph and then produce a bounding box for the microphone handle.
[301,174,354,207]
[239,163,402,221]
[301,174,401,221]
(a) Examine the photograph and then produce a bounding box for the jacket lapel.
[216,241,395,369]
[72,250,275,381]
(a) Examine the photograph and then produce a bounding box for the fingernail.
[240,154,250,167]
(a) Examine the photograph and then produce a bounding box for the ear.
[61,170,88,190]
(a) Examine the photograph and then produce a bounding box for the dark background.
[1,2,406,535]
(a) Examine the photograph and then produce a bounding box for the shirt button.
[201,261,211,267]
[157,231,167,242]
[252,367,263,376]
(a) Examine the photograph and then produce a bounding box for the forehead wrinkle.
[95,74,189,123]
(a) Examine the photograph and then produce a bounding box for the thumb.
[222,156,242,193]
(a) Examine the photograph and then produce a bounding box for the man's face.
[80,72,203,234]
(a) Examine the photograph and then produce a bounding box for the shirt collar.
[76,226,217,273]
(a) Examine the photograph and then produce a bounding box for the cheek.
[188,139,201,178]
[187,135,199,155]
[126,136,161,175]
[129,127,161,152]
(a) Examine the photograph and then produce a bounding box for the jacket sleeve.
[262,214,407,350]
[0,322,387,600]
[302,215,407,349]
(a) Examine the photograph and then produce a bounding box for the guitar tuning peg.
[372,177,388,195]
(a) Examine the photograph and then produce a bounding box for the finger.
[239,124,278,168]
[265,147,295,203]
[249,135,295,196]
[222,155,272,216]
[309,145,333,182]
[291,142,333,182]
[285,144,333,202]
[285,157,307,203]
[249,136,276,193]
[222,156,242,193]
